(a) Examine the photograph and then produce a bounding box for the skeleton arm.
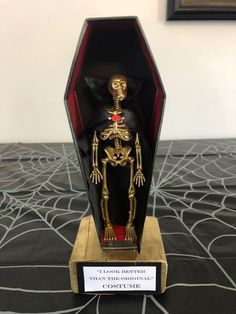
[133,133,145,187]
[90,131,103,184]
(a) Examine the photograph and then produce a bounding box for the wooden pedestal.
[69,215,167,294]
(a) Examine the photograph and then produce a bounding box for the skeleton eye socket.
[120,81,127,90]
[112,81,119,89]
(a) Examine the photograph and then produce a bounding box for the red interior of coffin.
[65,17,165,146]
[100,225,127,243]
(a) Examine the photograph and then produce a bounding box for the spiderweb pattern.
[150,139,236,297]
[0,140,235,313]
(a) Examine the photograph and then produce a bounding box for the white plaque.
[83,266,156,292]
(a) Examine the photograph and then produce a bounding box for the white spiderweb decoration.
[150,139,236,293]
[0,143,89,251]
[0,140,235,313]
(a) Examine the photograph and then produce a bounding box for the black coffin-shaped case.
[64,17,166,251]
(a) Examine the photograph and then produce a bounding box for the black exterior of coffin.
[64,17,166,251]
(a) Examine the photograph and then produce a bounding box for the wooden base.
[69,215,168,294]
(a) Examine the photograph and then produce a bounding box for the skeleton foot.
[104,225,116,241]
[125,225,137,241]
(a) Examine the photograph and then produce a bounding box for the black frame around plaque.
[167,0,236,20]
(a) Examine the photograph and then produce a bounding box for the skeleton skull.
[108,75,127,101]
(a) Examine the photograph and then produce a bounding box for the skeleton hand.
[125,224,137,241]
[90,167,103,184]
[134,169,145,187]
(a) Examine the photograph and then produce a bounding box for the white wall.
[0,0,235,143]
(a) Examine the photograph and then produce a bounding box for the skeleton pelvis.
[104,145,131,166]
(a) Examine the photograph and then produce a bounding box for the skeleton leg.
[101,158,116,241]
[125,156,137,241]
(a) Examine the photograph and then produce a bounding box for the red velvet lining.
[100,225,128,243]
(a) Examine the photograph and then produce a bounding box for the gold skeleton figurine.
[90,75,145,242]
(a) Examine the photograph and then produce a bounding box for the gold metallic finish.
[108,75,127,102]
[125,156,137,241]
[134,133,145,187]
[90,75,145,243]
[90,131,103,184]
[101,158,117,241]
[99,122,132,142]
